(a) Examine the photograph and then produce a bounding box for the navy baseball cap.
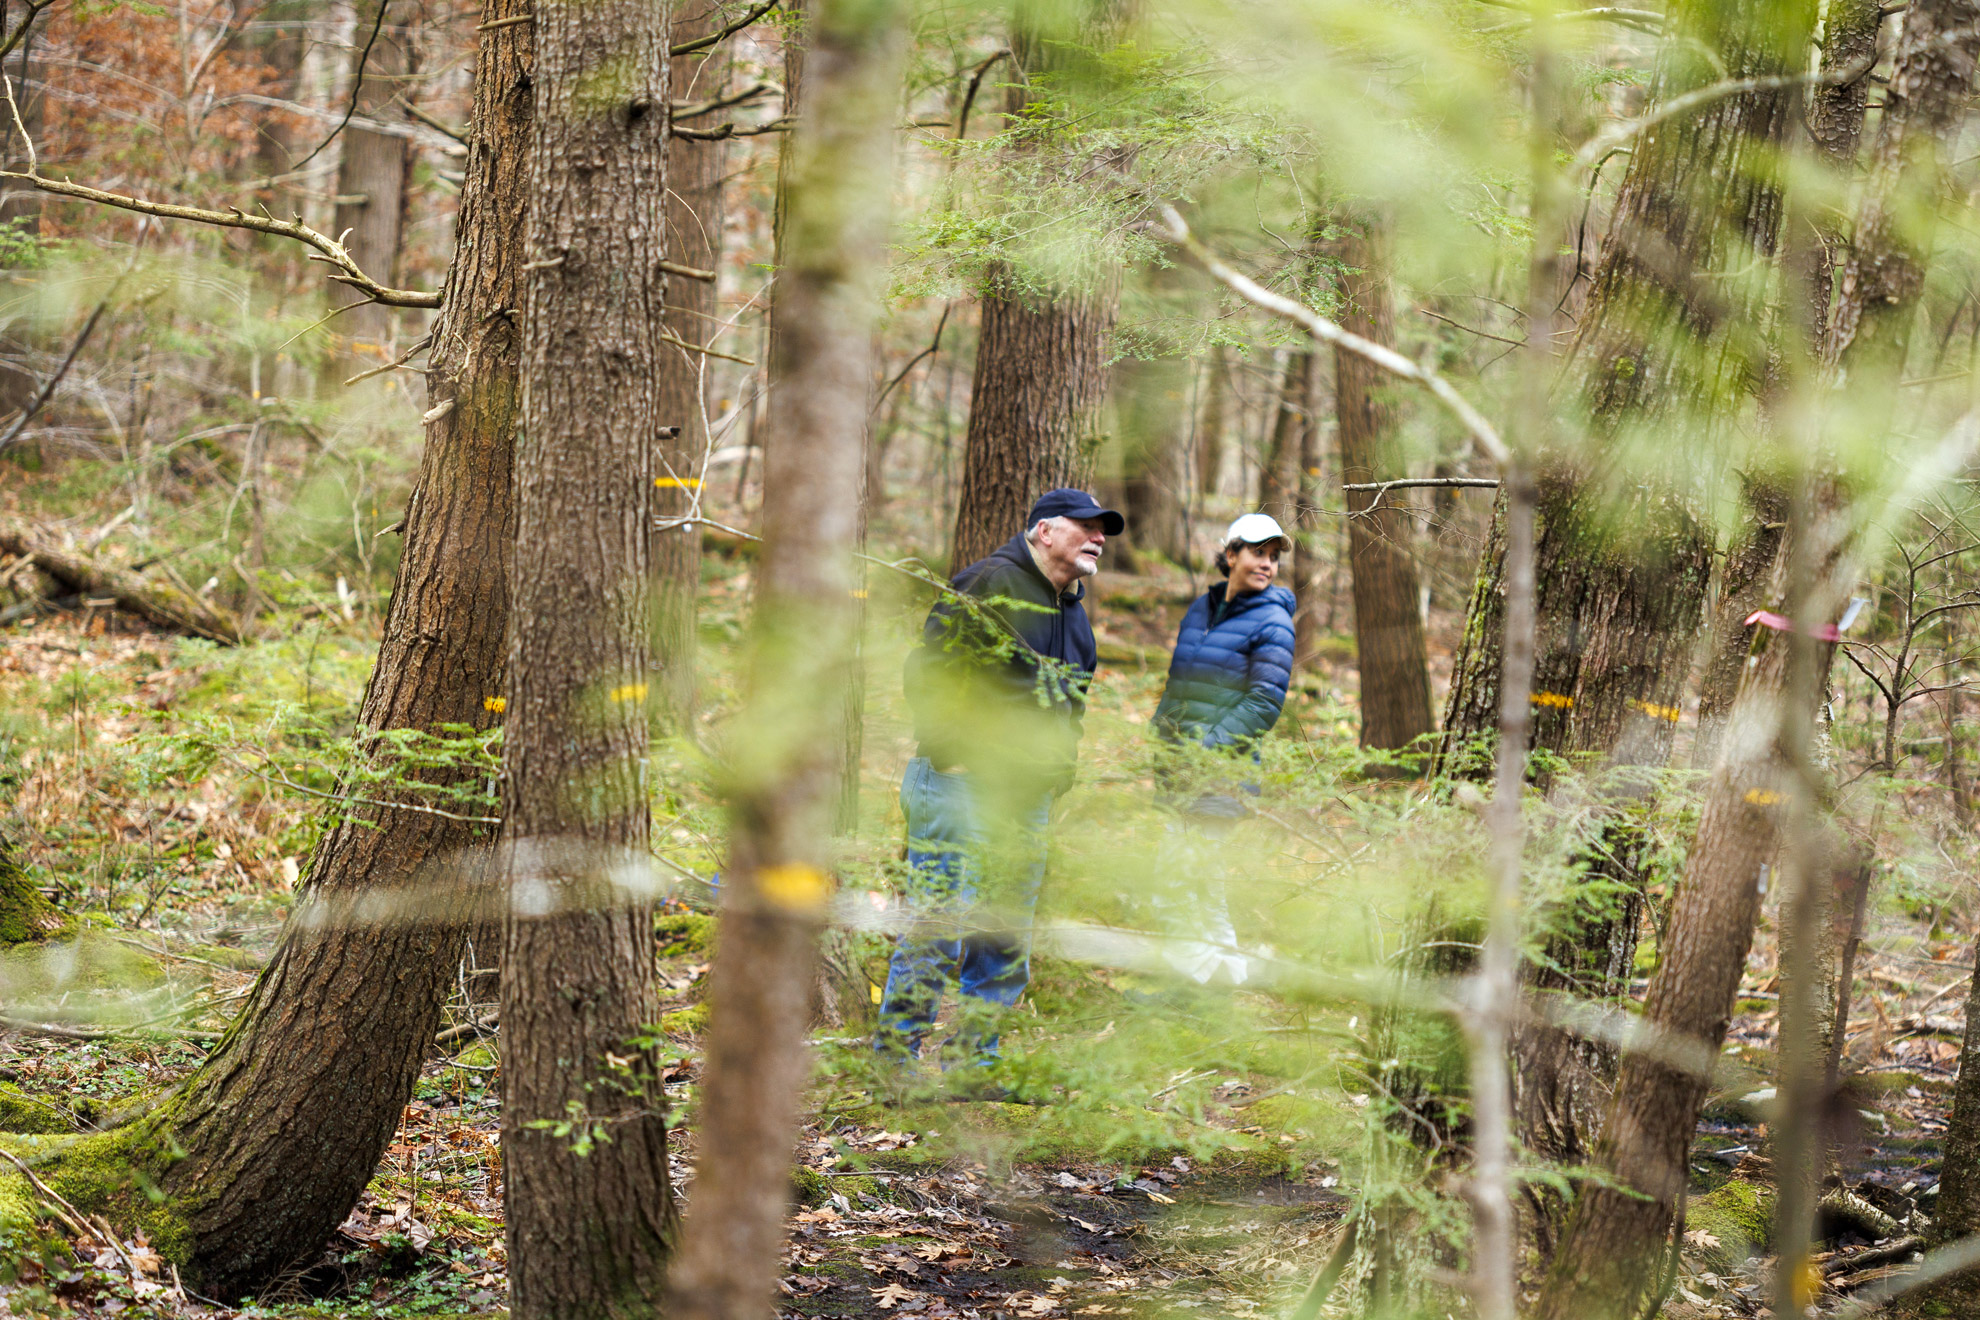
[1027,488,1125,535]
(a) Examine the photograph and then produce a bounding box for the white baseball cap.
[1224,511,1291,549]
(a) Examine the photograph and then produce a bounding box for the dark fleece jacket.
[904,533,1098,791]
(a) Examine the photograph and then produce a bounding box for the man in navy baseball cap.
[1026,487,1125,537]
[875,488,1124,1096]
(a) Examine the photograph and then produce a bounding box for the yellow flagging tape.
[760,863,833,913]
[1744,788,1785,805]
[655,476,702,489]
[1531,691,1574,709]
[608,682,650,704]
[1631,699,1682,723]
[484,695,507,713]
[850,588,869,599]
[869,981,884,1005]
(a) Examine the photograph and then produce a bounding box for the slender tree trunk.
[1534,489,1847,1320]
[1259,349,1309,533]
[130,5,532,1296]
[1195,345,1226,496]
[498,4,676,1317]
[1292,355,1327,668]
[1694,478,1789,766]
[1119,352,1192,565]
[653,0,731,727]
[665,0,903,1315]
[1332,217,1431,753]
[332,0,413,361]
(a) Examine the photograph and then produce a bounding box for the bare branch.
[0,297,113,451]
[672,116,792,141]
[0,171,441,307]
[955,48,1012,141]
[289,0,396,174]
[671,0,782,56]
[1343,477,1501,494]
[672,79,780,122]
[662,259,717,283]
[660,330,754,365]
[1152,203,1513,469]
[1571,49,1880,171]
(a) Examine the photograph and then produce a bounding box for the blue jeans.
[873,757,1052,1063]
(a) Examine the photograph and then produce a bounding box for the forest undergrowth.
[0,537,1973,1318]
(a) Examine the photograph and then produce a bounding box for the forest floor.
[0,595,1973,1318]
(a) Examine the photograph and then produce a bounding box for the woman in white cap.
[1146,512,1297,983]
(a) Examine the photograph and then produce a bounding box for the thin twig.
[475,12,532,31]
[673,79,780,122]
[955,48,1012,141]
[344,332,435,386]
[662,260,717,283]
[1571,49,1880,171]
[670,0,781,56]
[290,0,395,173]
[673,116,793,141]
[870,303,950,413]
[661,329,754,365]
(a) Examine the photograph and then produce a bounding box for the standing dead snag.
[664,0,905,1314]
[496,2,676,1318]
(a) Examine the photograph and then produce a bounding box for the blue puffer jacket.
[1154,583,1296,748]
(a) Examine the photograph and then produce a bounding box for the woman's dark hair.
[1217,538,1286,577]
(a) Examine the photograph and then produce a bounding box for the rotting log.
[0,519,242,644]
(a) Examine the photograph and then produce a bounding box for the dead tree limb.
[0,519,244,643]
[0,172,441,308]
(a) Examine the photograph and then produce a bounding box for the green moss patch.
[0,836,68,946]
[656,911,716,958]
[0,1083,75,1135]
[661,1002,710,1036]
[1684,1178,1773,1274]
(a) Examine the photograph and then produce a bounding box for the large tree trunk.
[946,9,1122,572]
[949,271,1116,568]
[1437,0,1807,1217]
[652,0,731,727]
[1538,2,1978,1308]
[1259,349,1309,533]
[664,0,903,1315]
[93,4,532,1297]
[498,4,676,1317]
[331,0,414,362]
[1533,489,1847,1320]
[1332,217,1431,754]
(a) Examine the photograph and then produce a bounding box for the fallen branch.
[0,517,244,643]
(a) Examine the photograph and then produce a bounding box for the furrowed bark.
[1540,2,1978,1309]
[950,269,1116,569]
[664,0,904,1314]
[498,2,677,1316]
[1331,216,1432,755]
[142,2,531,1294]
[947,4,1124,571]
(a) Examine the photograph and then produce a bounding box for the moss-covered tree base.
[0,834,69,946]
[0,1113,190,1260]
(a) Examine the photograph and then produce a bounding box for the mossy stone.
[456,1042,498,1069]
[1684,1178,1773,1273]
[656,912,716,958]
